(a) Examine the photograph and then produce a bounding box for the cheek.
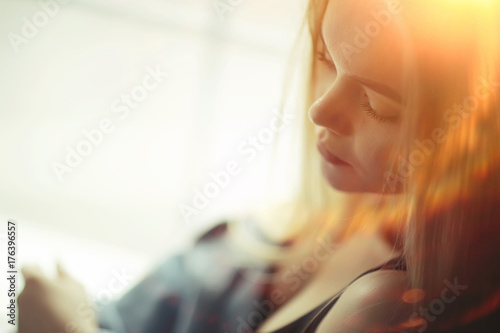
[353,125,399,176]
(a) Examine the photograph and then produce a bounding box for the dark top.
[98,219,500,333]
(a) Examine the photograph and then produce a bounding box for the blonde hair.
[265,0,500,329]
[398,0,500,328]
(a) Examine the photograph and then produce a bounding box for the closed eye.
[360,94,399,125]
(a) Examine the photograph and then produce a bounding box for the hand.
[18,263,97,333]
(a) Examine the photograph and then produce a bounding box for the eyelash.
[360,95,399,125]
[316,51,336,70]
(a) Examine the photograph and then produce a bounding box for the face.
[310,0,406,193]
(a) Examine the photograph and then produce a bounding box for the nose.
[308,80,353,136]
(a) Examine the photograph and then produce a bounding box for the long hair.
[287,0,500,329]
[397,0,500,328]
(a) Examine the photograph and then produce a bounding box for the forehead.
[322,0,405,90]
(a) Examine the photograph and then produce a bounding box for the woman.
[19,0,500,332]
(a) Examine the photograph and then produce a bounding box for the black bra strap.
[267,256,406,333]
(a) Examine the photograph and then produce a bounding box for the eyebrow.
[319,27,402,104]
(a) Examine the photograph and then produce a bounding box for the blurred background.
[0,0,305,330]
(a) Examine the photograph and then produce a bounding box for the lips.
[316,142,350,166]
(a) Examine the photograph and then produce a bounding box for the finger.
[56,262,80,285]
[56,261,70,279]
[21,265,45,281]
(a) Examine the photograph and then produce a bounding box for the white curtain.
[0,0,303,315]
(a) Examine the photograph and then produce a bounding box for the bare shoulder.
[317,269,416,333]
